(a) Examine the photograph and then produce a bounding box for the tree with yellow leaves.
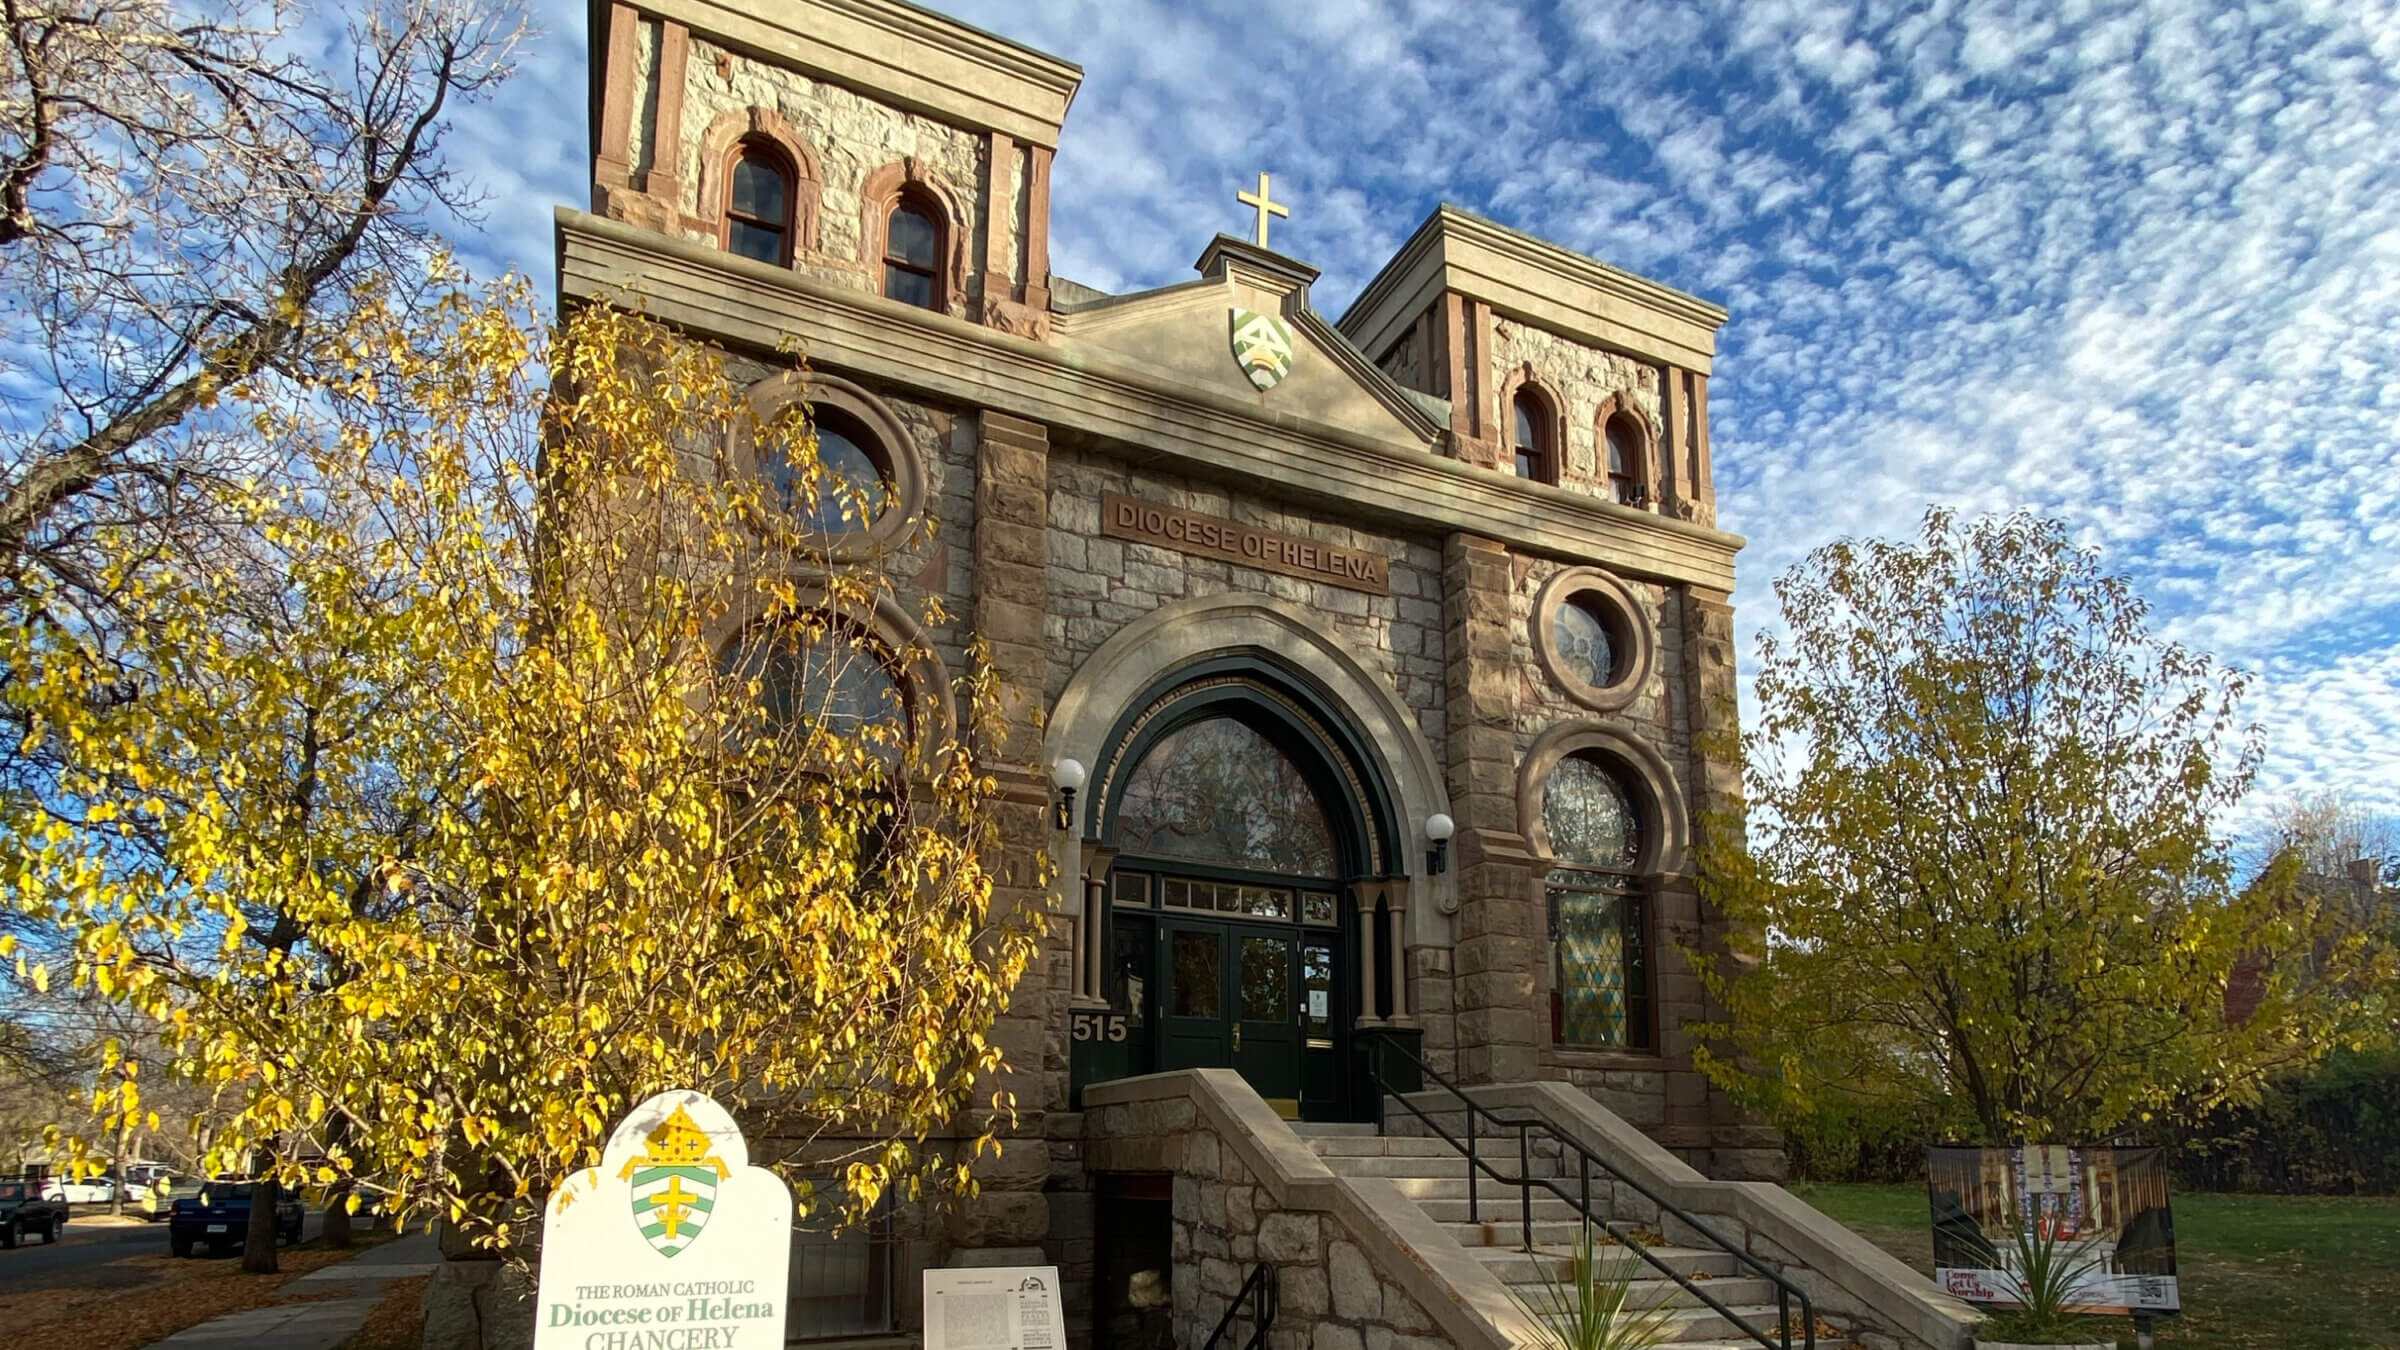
[0,274,1037,1270]
[1694,510,2392,1147]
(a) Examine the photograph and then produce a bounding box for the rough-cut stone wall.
[719,360,978,680]
[672,37,994,302]
[1508,554,1676,738]
[1496,550,1732,1167]
[1081,1095,1451,1350]
[1041,450,1446,764]
[1444,534,1542,1087]
[1489,318,1662,500]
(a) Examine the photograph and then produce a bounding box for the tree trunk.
[110,1110,132,1218]
[242,1151,280,1273]
[322,1112,353,1249]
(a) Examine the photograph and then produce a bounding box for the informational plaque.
[1101,493,1389,595]
[924,1265,1068,1350]
[534,1090,793,1350]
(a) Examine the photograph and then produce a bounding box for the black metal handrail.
[1201,1260,1278,1350]
[1366,1037,1815,1350]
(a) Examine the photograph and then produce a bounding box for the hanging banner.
[534,1090,794,1349]
[1927,1144,2180,1315]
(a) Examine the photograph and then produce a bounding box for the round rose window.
[1532,566,1652,712]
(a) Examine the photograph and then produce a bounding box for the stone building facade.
[550,0,1785,1343]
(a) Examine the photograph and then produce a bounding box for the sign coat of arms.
[1229,307,1296,390]
[617,1102,728,1256]
[532,1090,793,1350]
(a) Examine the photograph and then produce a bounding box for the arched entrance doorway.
[1075,661,1401,1120]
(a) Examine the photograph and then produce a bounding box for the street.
[0,1211,327,1297]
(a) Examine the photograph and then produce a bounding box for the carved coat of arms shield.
[1229,307,1296,390]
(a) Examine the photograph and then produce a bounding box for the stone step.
[1414,1194,1591,1224]
[1302,1135,1461,1157]
[1511,1273,1779,1311]
[1468,1244,1745,1283]
[1284,1121,1378,1136]
[1319,1155,1568,1180]
[1443,1217,1637,1247]
[1538,1301,1799,1345]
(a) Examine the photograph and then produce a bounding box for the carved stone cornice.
[1339,204,1729,374]
[599,0,1082,149]
[555,208,1744,592]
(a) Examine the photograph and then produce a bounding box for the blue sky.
[445,0,2400,829]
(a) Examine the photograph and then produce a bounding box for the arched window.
[1115,715,1336,878]
[1513,390,1555,483]
[882,197,943,309]
[727,618,909,763]
[723,142,795,265]
[763,405,894,535]
[1543,752,1651,1051]
[1604,414,1643,505]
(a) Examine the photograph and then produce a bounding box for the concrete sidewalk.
[145,1231,440,1350]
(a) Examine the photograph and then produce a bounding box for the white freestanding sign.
[534,1090,792,1350]
[923,1266,1067,1350]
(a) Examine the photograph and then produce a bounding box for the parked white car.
[54,1177,115,1204]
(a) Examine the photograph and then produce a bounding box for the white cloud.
[429,0,2400,821]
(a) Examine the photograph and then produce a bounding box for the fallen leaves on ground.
[0,1234,395,1350]
[332,1273,429,1350]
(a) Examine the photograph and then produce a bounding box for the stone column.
[947,410,1060,1253]
[1677,585,1782,1180]
[1351,883,1382,1026]
[1444,533,1541,1083]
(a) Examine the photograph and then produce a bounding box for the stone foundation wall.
[1083,1070,1539,1350]
[1172,1136,1448,1350]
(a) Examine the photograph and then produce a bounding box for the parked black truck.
[0,1180,66,1247]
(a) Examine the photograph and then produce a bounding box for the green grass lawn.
[1785,1183,2400,1349]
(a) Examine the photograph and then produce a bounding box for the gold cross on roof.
[1237,171,1290,250]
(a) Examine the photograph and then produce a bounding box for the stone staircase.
[1288,1121,1801,1350]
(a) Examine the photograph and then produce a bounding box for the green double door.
[1155,917,1341,1117]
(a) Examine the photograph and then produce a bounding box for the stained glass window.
[766,416,890,533]
[1543,753,1649,1050]
[1114,715,1337,876]
[736,624,907,756]
[1552,596,1620,690]
[1543,753,1639,868]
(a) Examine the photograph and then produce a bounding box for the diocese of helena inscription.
[1100,493,1389,595]
[533,1091,792,1350]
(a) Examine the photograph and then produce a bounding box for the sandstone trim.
[1516,719,1692,877]
[1528,565,1656,715]
[625,0,1082,149]
[557,209,1745,592]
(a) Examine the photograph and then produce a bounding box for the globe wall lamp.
[1425,812,1455,875]
[1052,758,1087,832]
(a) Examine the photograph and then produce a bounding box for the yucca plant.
[1976,1208,2115,1345]
[1512,1223,1682,1350]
